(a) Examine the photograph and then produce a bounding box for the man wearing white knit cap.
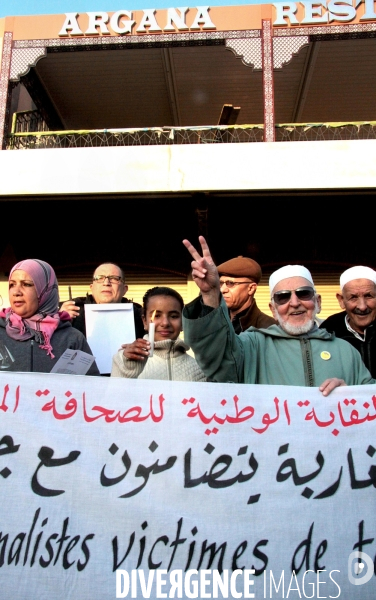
[268,264,318,336]
[182,237,374,394]
[320,265,376,377]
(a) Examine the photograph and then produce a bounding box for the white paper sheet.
[50,348,95,375]
[84,303,135,374]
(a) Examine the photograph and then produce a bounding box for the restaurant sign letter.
[273,0,376,25]
[58,7,216,36]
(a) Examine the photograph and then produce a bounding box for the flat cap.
[217,256,262,283]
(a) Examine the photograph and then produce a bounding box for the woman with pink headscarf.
[0,259,99,374]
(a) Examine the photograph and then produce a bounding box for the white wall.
[1,139,376,196]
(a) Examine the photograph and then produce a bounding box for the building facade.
[0,3,375,316]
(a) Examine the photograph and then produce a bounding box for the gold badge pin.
[321,351,331,361]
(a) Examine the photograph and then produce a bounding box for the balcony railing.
[10,109,49,135]
[6,124,264,148]
[6,111,376,149]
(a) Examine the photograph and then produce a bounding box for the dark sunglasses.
[273,286,315,306]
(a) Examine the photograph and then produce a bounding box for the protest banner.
[0,372,375,599]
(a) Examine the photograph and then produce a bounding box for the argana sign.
[59,7,216,36]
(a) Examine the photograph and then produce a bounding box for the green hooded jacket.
[183,297,375,387]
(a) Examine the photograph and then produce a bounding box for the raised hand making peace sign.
[182,236,221,308]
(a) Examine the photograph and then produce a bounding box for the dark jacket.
[231,300,275,334]
[0,318,99,375]
[64,295,145,339]
[320,311,376,378]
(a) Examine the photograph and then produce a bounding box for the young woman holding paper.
[111,286,206,381]
[0,259,99,374]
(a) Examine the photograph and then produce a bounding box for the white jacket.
[111,335,206,382]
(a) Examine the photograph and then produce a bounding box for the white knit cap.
[269,265,314,295]
[340,266,376,290]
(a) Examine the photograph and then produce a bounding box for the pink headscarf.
[0,259,70,358]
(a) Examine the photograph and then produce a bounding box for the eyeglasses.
[220,280,252,289]
[273,286,315,306]
[93,275,124,284]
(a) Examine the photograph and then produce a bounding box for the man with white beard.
[182,237,374,395]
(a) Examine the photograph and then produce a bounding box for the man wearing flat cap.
[320,266,376,377]
[182,237,374,395]
[217,256,275,333]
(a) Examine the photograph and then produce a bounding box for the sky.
[0,0,265,18]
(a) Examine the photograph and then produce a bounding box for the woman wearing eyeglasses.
[111,286,206,382]
[0,259,99,374]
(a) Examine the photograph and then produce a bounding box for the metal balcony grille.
[6,124,264,149]
[276,122,376,142]
[6,117,376,149]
